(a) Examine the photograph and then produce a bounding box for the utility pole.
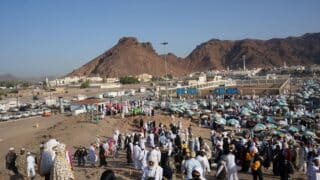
[161,42,168,100]
[243,55,246,71]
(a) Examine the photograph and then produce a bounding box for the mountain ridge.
[69,32,320,77]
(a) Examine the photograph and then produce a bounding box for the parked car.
[12,113,22,119]
[30,110,37,116]
[36,109,44,116]
[0,114,10,121]
[21,111,30,118]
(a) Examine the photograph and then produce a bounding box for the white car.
[0,110,7,114]
[36,109,44,115]
[21,111,30,118]
[0,114,10,121]
[13,113,22,119]
[30,110,37,116]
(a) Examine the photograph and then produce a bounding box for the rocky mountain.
[186,33,320,71]
[69,37,187,77]
[70,33,320,77]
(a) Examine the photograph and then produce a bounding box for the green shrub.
[80,80,90,89]
[120,76,139,84]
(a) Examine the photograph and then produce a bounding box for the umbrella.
[262,105,270,111]
[231,102,240,107]
[201,115,209,119]
[253,123,266,131]
[211,101,217,107]
[217,104,224,109]
[271,130,282,135]
[304,131,316,137]
[241,108,251,116]
[186,110,194,116]
[250,111,258,115]
[266,123,277,129]
[282,106,289,111]
[213,113,222,119]
[215,117,226,125]
[288,126,299,133]
[256,114,264,119]
[245,102,254,109]
[226,108,234,112]
[224,102,230,107]
[227,119,240,126]
[266,116,273,123]
[278,120,288,126]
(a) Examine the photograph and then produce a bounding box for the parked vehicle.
[103,92,118,98]
[21,111,30,118]
[43,109,52,117]
[0,114,10,121]
[12,113,22,119]
[30,110,37,116]
[36,109,44,116]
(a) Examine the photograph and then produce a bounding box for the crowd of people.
[5,113,320,180]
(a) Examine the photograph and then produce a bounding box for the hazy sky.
[0,0,319,77]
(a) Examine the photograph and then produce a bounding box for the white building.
[105,78,120,83]
[49,76,81,87]
[136,73,153,82]
[86,76,103,82]
[49,76,105,87]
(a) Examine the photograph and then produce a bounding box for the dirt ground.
[0,113,307,180]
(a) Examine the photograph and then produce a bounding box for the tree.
[166,74,173,79]
[21,81,31,88]
[120,76,139,84]
[80,80,90,89]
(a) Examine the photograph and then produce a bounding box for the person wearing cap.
[5,147,18,174]
[141,156,163,180]
[133,141,142,169]
[182,151,203,180]
[148,131,155,148]
[16,147,27,177]
[192,166,206,180]
[308,156,320,180]
[139,147,148,169]
[224,145,238,180]
[148,145,160,165]
[27,152,36,179]
[196,150,211,176]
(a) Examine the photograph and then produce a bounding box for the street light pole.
[161,42,168,100]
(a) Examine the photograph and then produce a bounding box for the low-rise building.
[136,73,153,82]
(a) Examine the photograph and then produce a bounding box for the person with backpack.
[5,147,18,174]
[251,150,263,180]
